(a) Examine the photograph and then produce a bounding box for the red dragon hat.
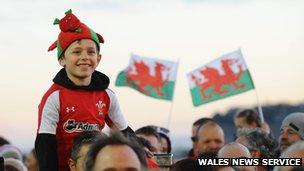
[48,9,104,59]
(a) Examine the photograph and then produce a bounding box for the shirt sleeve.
[35,134,58,171]
[37,90,60,134]
[36,90,60,171]
[105,89,128,130]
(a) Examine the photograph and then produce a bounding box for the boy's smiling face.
[59,39,101,86]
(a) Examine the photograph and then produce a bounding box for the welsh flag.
[116,53,178,101]
[187,50,255,106]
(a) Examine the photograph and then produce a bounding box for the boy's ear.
[68,158,76,171]
[97,54,102,64]
[58,56,66,67]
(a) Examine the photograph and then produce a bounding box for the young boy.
[35,9,135,171]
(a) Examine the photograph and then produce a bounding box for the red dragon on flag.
[191,58,244,99]
[126,60,169,96]
[187,50,255,106]
[116,54,178,101]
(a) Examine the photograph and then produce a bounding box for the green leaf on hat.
[65,9,72,15]
[76,28,82,33]
[53,18,60,25]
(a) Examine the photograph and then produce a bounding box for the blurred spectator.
[280,140,304,163]
[4,158,28,171]
[84,132,147,171]
[155,126,172,154]
[290,166,304,171]
[0,136,10,146]
[218,142,252,158]
[147,125,172,153]
[134,136,159,169]
[170,158,197,171]
[68,131,105,171]
[1,156,4,171]
[24,149,38,171]
[279,112,304,153]
[217,167,237,171]
[0,144,23,160]
[218,142,255,171]
[274,141,304,171]
[236,128,278,158]
[197,150,217,159]
[159,132,171,154]
[197,151,218,171]
[135,126,162,153]
[188,117,214,158]
[196,121,225,156]
[236,128,277,171]
[234,109,270,134]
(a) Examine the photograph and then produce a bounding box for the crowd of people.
[1,109,304,171]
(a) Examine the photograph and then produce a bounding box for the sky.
[0,0,304,153]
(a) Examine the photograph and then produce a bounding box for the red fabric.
[146,158,159,169]
[38,84,113,171]
[37,84,61,132]
[48,10,104,56]
[59,13,80,32]
[57,23,95,51]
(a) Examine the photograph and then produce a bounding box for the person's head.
[0,136,10,146]
[69,131,104,171]
[218,142,251,158]
[234,109,261,131]
[25,149,38,171]
[170,158,197,171]
[290,166,304,171]
[218,142,255,171]
[236,128,277,158]
[59,39,101,86]
[48,9,104,86]
[146,125,172,153]
[135,126,161,153]
[4,158,27,171]
[0,144,23,160]
[159,134,171,153]
[190,118,214,158]
[191,118,214,144]
[196,121,225,156]
[154,126,171,153]
[84,132,147,171]
[279,112,304,153]
[276,141,304,171]
[280,140,304,162]
[217,167,237,171]
[197,150,218,159]
[133,136,154,159]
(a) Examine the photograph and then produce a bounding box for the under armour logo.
[66,106,75,113]
[96,100,106,115]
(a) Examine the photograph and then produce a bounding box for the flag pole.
[254,89,264,122]
[166,97,175,129]
[166,58,180,129]
[240,48,265,123]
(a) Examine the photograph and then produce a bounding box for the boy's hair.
[70,131,105,162]
[60,39,100,59]
[84,132,147,171]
